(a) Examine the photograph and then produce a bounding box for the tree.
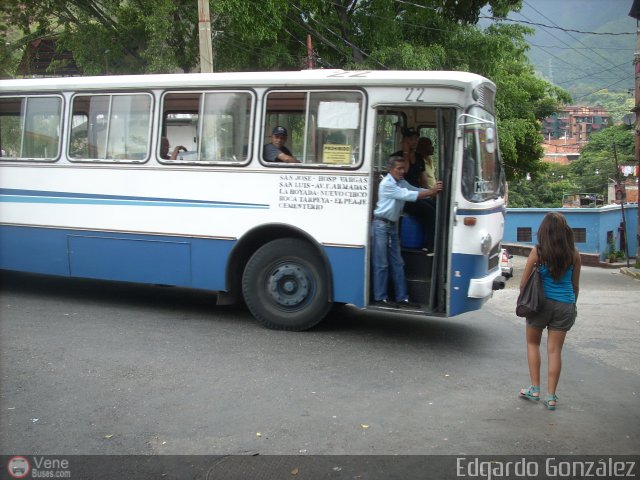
[0,0,201,74]
[507,161,579,208]
[0,0,566,180]
[571,124,635,196]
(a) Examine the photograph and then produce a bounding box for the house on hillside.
[542,106,612,145]
[541,138,582,165]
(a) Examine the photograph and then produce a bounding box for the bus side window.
[264,91,306,163]
[0,96,62,161]
[0,97,23,159]
[162,91,253,163]
[263,91,364,166]
[70,113,89,158]
[69,93,152,162]
[312,95,362,166]
[107,95,152,160]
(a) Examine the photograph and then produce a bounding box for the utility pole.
[198,0,213,73]
[613,143,631,267]
[629,0,640,267]
[306,34,315,70]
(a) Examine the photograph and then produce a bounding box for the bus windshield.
[461,106,502,202]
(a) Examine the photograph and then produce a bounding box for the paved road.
[0,259,638,461]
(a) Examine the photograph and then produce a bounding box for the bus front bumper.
[468,270,505,298]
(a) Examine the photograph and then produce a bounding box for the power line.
[523,0,626,79]
[286,2,389,69]
[526,41,598,83]
[512,9,628,87]
[554,60,631,86]
[573,76,632,100]
[480,16,634,36]
[528,43,634,52]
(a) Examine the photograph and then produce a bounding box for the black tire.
[242,238,332,331]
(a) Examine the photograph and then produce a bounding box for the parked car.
[500,248,513,278]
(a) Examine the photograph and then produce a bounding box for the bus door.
[371,106,456,316]
[448,108,506,316]
[433,108,456,314]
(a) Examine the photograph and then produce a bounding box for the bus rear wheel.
[242,238,332,331]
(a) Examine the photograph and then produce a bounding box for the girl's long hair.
[536,212,576,280]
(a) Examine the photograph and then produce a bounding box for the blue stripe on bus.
[0,225,365,307]
[0,188,268,209]
[449,252,496,316]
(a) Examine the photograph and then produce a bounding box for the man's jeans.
[372,218,408,302]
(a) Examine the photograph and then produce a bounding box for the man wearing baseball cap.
[263,126,299,163]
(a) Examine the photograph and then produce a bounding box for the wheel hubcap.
[268,263,310,307]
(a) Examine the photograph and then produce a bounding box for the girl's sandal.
[519,385,540,401]
[543,394,558,410]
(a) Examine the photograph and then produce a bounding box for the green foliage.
[572,124,634,195]
[579,124,635,162]
[0,0,566,182]
[607,237,625,261]
[507,165,579,208]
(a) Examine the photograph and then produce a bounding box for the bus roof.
[0,70,493,92]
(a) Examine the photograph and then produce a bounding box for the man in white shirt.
[372,156,442,308]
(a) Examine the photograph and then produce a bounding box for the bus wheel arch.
[242,237,333,331]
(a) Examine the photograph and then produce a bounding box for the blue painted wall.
[504,204,638,260]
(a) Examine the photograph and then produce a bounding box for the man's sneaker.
[373,299,398,308]
[398,299,421,309]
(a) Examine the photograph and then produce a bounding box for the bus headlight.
[480,233,492,255]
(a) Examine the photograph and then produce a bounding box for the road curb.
[620,267,640,280]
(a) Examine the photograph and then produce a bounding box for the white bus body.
[0,70,506,330]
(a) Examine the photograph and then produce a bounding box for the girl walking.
[519,212,581,410]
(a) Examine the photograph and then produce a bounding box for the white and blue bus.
[0,70,506,330]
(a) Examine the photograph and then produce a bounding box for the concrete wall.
[504,204,638,260]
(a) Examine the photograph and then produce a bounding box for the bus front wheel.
[242,238,332,331]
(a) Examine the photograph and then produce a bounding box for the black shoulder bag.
[516,261,544,318]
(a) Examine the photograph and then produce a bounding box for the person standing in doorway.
[372,155,442,309]
[393,129,441,251]
[519,212,581,410]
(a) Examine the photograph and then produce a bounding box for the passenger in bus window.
[395,128,424,187]
[160,136,187,160]
[416,137,437,189]
[393,129,442,251]
[263,126,299,163]
[372,156,441,309]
